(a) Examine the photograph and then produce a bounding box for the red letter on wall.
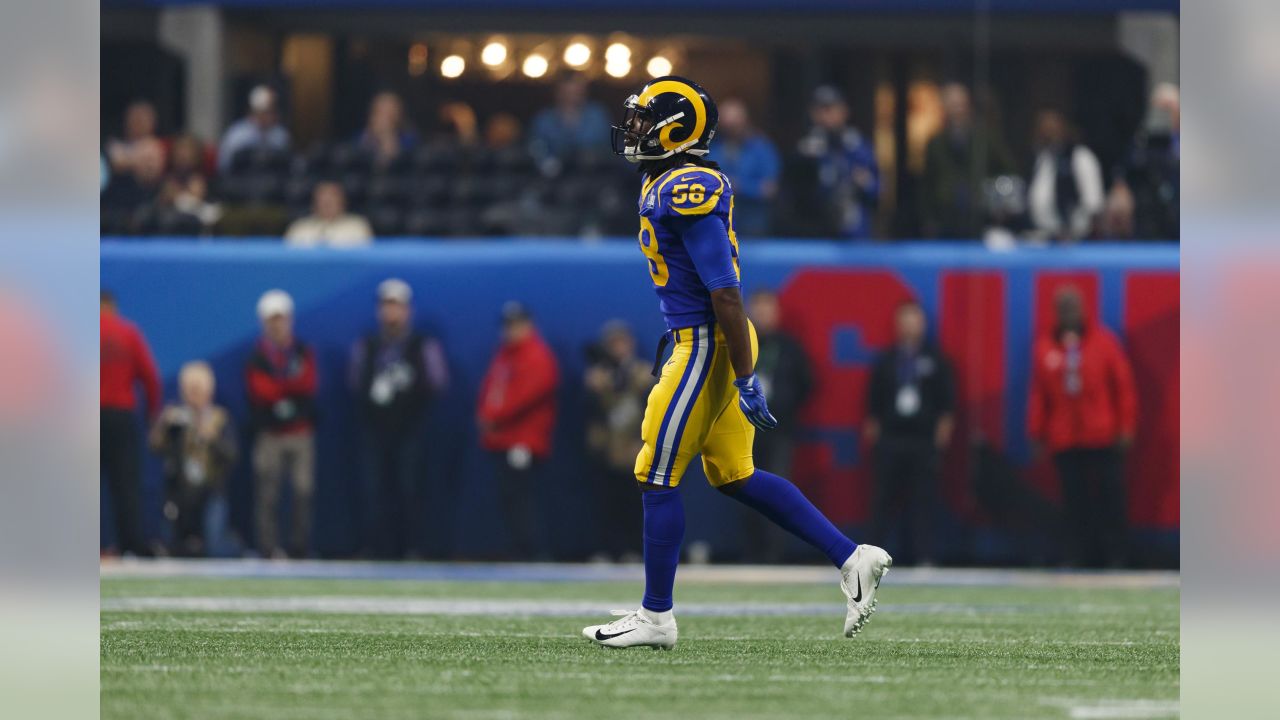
[1124,272,1179,529]
[778,269,916,524]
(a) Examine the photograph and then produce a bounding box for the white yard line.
[101,596,839,616]
[100,558,1179,590]
[101,595,1161,619]
[1040,697,1179,719]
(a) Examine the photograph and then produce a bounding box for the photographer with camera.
[583,320,654,561]
[149,361,238,557]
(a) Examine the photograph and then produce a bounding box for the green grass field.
[101,565,1179,719]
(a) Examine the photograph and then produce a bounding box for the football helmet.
[611,76,718,163]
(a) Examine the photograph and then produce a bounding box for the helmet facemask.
[610,95,661,163]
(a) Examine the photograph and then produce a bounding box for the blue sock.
[729,470,857,567]
[640,487,685,612]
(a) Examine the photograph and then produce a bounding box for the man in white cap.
[245,289,318,559]
[218,84,291,171]
[349,279,450,559]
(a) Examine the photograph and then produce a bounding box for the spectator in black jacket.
[920,83,1015,239]
[1104,83,1180,241]
[864,301,955,565]
[745,289,814,562]
[349,278,449,558]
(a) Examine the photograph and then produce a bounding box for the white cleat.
[582,609,677,650]
[840,544,893,637]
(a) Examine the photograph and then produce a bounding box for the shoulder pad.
[648,166,729,218]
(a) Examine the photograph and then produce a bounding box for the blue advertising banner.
[100,240,1178,563]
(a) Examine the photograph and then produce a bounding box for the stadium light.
[646,55,672,78]
[440,55,466,78]
[523,53,549,79]
[563,42,591,68]
[481,41,508,67]
[605,42,631,64]
[605,59,631,78]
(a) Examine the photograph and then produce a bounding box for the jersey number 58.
[671,183,706,205]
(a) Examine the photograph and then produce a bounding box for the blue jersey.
[637,164,742,329]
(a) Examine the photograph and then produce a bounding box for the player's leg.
[639,483,683,612]
[584,325,718,649]
[707,436,893,636]
[700,331,891,636]
[702,409,858,568]
[701,323,858,568]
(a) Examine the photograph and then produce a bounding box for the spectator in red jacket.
[477,301,560,558]
[1028,286,1137,567]
[101,290,161,556]
[246,289,318,559]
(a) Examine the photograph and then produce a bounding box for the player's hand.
[733,373,778,430]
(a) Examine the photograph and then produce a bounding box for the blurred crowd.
[101,279,1138,567]
[101,75,1180,244]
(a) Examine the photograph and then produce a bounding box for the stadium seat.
[483,173,531,203]
[466,147,497,175]
[452,177,501,207]
[100,205,136,235]
[295,145,333,177]
[402,208,450,236]
[283,177,315,208]
[408,175,452,208]
[154,209,205,236]
[490,146,537,175]
[560,151,610,176]
[536,208,584,237]
[412,141,461,175]
[229,147,290,175]
[328,143,374,174]
[551,176,598,207]
[378,150,414,176]
[366,174,412,208]
[444,207,481,236]
[340,172,369,209]
[366,204,404,236]
[217,173,284,204]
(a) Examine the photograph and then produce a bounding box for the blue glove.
[734,373,779,430]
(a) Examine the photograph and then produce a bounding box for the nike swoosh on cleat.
[595,628,637,641]
[852,574,863,603]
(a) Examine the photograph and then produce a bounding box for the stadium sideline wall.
[100,240,1179,564]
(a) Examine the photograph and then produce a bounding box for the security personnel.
[350,278,449,558]
[864,301,955,565]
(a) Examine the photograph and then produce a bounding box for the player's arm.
[680,213,778,430]
[710,287,753,380]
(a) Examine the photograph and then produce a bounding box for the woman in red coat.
[1028,287,1137,567]
[477,302,560,559]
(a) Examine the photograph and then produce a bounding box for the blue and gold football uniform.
[586,75,884,649]
[633,163,759,489]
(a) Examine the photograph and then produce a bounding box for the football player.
[583,77,892,649]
